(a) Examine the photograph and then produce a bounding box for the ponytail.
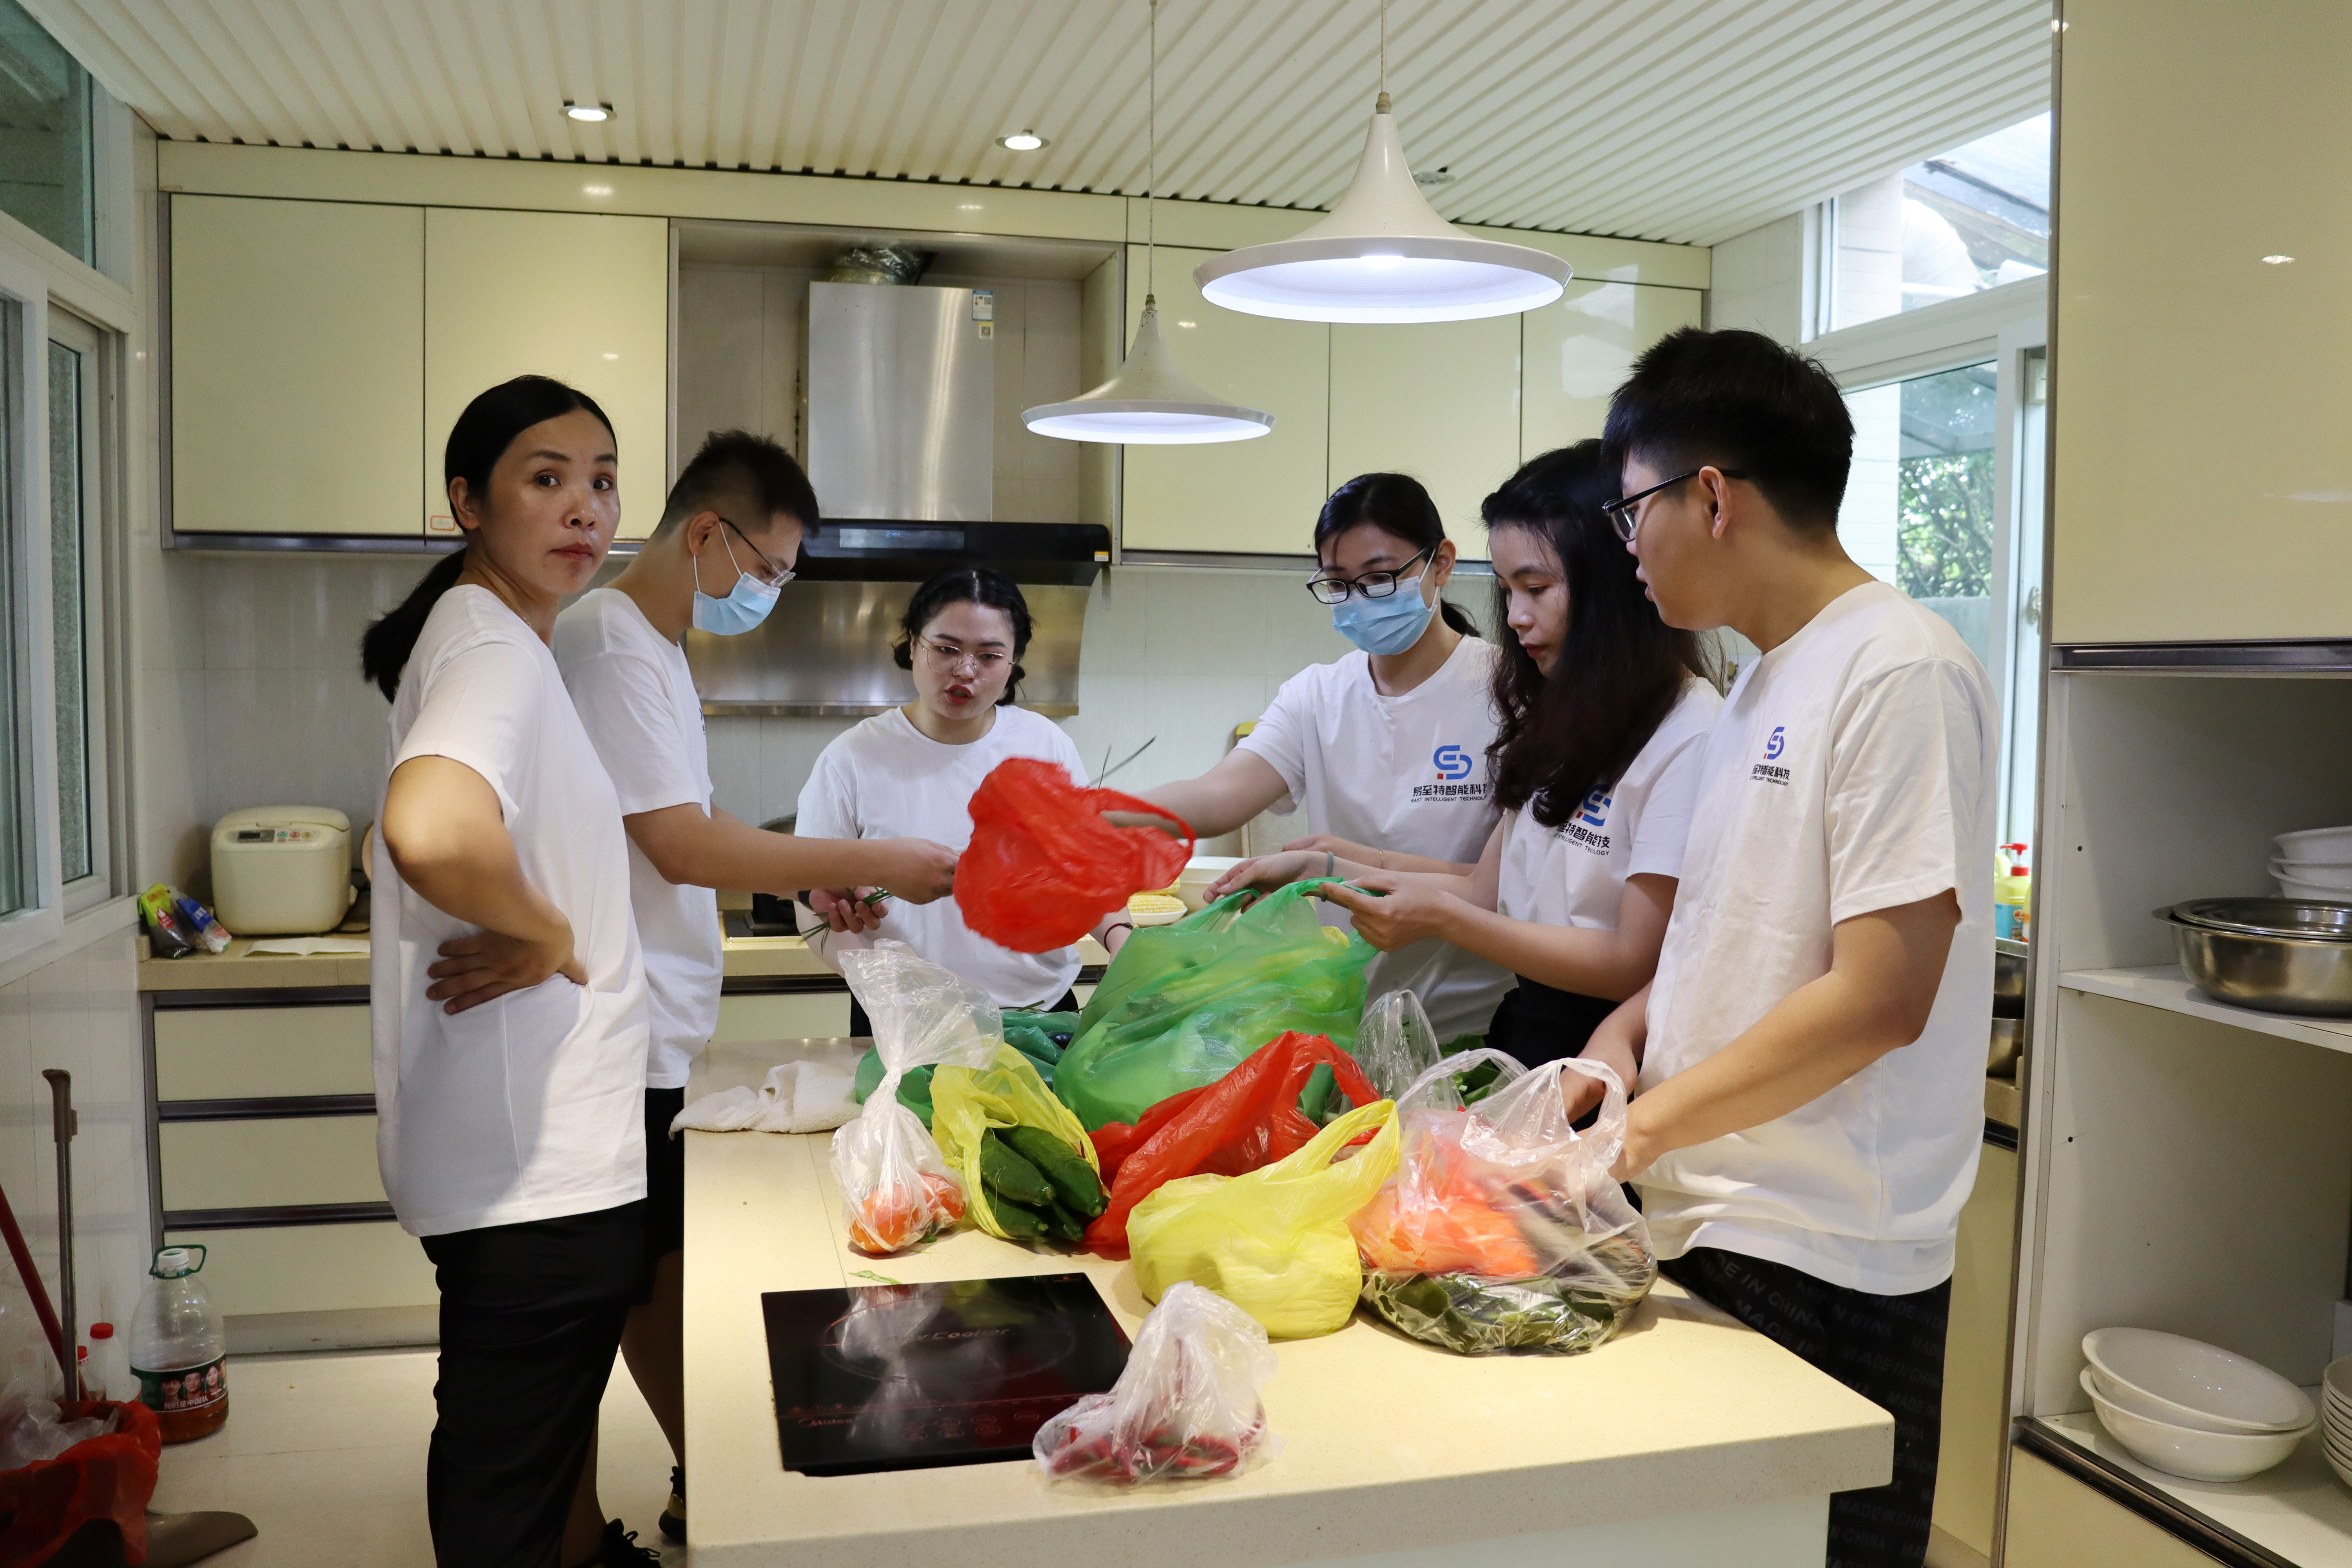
[358,374,615,701]
[1437,599,1479,636]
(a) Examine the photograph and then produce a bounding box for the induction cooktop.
[762,1273,1131,1476]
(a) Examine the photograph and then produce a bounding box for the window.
[47,310,107,902]
[1825,113,2050,332]
[0,0,97,266]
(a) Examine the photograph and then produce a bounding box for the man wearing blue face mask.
[552,430,957,1544]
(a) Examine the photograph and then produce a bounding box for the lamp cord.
[1380,0,1388,93]
[1147,0,1156,299]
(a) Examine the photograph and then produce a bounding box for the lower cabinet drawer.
[160,1116,386,1212]
[164,1221,435,1318]
[154,1003,372,1100]
[2003,1449,2220,1568]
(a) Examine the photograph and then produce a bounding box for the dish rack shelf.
[2060,967,2352,1056]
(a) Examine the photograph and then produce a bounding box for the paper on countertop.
[671,1059,859,1136]
[243,936,371,955]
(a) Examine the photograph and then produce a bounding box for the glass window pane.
[1841,361,1998,669]
[1831,113,2050,331]
[47,339,87,883]
[0,0,95,265]
[0,304,24,916]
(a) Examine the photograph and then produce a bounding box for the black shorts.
[1485,979,1618,1068]
[637,1086,688,1300]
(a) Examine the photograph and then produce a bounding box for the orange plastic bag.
[1086,1031,1380,1259]
[0,1399,161,1568]
[955,759,1194,954]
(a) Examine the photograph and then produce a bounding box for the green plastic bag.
[853,1008,1079,1124]
[1054,881,1377,1131]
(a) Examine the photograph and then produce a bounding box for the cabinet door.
[424,208,670,539]
[171,195,423,535]
[1931,1140,2018,1558]
[1521,280,1703,464]
[166,1222,435,1317]
[2004,1449,2219,1568]
[1328,317,1522,561]
[1119,246,1330,555]
[154,1004,372,1101]
[160,1116,387,1211]
[715,990,851,1043]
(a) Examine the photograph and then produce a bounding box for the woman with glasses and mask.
[1137,472,1513,1046]
[797,566,1133,1031]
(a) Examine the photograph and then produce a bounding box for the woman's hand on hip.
[1317,874,1458,950]
[426,924,584,1013]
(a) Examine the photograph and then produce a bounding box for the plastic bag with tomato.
[830,943,1000,1254]
[955,757,1195,954]
[1033,1281,1281,1484]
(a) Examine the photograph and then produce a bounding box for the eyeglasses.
[916,635,1011,675]
[1306,545,1435,605]
[1600,467,1752,543]
[717,517,795,588]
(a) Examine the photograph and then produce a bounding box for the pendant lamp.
[1194,6,1570,323]
[1022,0,1272,445]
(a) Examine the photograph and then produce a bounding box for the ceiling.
[26,0,2053,246]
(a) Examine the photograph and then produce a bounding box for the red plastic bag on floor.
[955,759,1194,954]
[1086,1031,1381,1258]
[0,1398,161,1568]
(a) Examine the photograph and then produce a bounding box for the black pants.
[847,987,1080,1041]
[421,1200,647,1568]
[638,1087,688,1303]
[1661,1248,1951,1568]
[1485,978,1618,1067]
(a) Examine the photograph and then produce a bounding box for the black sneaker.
[595,1518,662,1566]
[658,1465,685,1544]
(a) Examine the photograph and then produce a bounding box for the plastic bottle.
[129,1245,228,1442]
[1995,844,2032,943]
[84,1322,127,1403]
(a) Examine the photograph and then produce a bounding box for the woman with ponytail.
[1210,443,1721,1066]
[365,375,658,1567]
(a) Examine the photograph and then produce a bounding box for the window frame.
[0,241,67,960]
[45,306,114,912]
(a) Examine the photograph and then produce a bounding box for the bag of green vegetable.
[1128,1098,1398,1339]
[852,1008,1080,1125]
[932,1045,1108,1244]
[1055,881,1376,1132]
[1351,1049,1655,1355]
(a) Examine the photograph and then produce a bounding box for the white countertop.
[680,1039,1893,1568]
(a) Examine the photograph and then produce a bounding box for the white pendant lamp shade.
[1195,94,1571,324]
[1021,296,1274,443]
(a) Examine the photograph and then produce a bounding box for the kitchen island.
[682,1039,1893,1568]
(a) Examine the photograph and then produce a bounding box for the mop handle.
[0,1174,69,1385]
[42,1069,78,1400]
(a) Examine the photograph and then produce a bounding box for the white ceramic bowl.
[2277,873,2352,900]
[2272,858,2352,884]
[2082,1370,2305,1482]
[2082,1328,2316,1433]
[2278,826,2352,862]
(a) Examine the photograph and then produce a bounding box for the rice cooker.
[209,806,356,935]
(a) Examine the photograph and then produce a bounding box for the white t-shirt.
[369,586,649,1238]
[553,588,719,1091]
[1237,635,1513,1040]
[1493,679,1722,933]
[1637,581,1996,1296]
[797,705,1089,1009]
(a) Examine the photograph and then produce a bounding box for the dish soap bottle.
[1994,844,2032,943]
[130,1245,228,1442]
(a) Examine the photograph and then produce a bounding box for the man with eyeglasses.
[553,430,958,1545]
[1581,330,1995,1568]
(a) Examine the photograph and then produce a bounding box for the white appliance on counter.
[210,806,356,935]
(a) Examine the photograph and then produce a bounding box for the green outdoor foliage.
[1897,449,1994,599]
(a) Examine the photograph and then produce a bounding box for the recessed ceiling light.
[996,131,1047,151]
[564,101,612,123]
[582,183,613,196]
[2263,254,2295,264]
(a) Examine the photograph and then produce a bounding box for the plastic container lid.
[151,1245,203,1278]
[88,1323,113,1339]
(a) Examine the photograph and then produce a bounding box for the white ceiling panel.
[24,0,2053,245]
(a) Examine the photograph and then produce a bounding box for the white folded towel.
[670,1059,860,1136]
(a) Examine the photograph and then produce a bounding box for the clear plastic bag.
[1033,1281,1281,1483]
[1352,1049,1656,1355]
[829,943,1002,1254]
[1355,989,1445,1100]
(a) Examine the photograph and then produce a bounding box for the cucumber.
[990,1197,1049,1239]
[978,1130,1054,1207]
[1046,1196,1088,1244]
[1001,1124,1107,1218]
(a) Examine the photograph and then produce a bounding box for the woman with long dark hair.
[365,374,658,1567]
[1214,441,1720,1064]
[797,566,1135,1027]
[1142,473,1514,1044]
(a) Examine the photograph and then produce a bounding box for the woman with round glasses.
[1135,472,1514,1045]
[797,565,1134,1031]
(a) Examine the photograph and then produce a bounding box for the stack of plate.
[2081,1328,2313,1483]
[2274,826,2352,899]
[2323,1357,2352,1486]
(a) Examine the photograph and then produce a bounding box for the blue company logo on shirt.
[1412,742,1490,802]
[1751,725,1792,786]
[1559,784,1614,854]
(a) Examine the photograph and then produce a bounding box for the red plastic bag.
[1086,1031,1380,1258]
[955,759,1194,954]
[0,1399,161,1567]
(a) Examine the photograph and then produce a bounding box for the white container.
[1174,856,1245,913]
[2276,825,2352,862]
[83,1321,128,1403]
[2081,1369,2305,1482]
[2083,1327,2316,1433]
[209,806,354,935]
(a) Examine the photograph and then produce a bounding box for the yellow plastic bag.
[933,1045,1103,1240]
[1129,1098,1399,1338]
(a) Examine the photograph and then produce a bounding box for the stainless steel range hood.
[805,281,995,523]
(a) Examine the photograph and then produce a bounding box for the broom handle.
[0,1170,70,1388]
[44,1070,79,1399]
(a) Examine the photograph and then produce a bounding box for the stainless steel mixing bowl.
[2157,902,2352,1016]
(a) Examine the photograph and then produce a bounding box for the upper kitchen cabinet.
[1327,318,1521,560]
[423,208,670,539]
[171,195,424,535]
[1118,245,1330,556]
[1522,281,1704,465]
[2049,0,2352,644]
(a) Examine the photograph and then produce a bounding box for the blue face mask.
[1331,572,1436,656]
[691,530,784,635]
